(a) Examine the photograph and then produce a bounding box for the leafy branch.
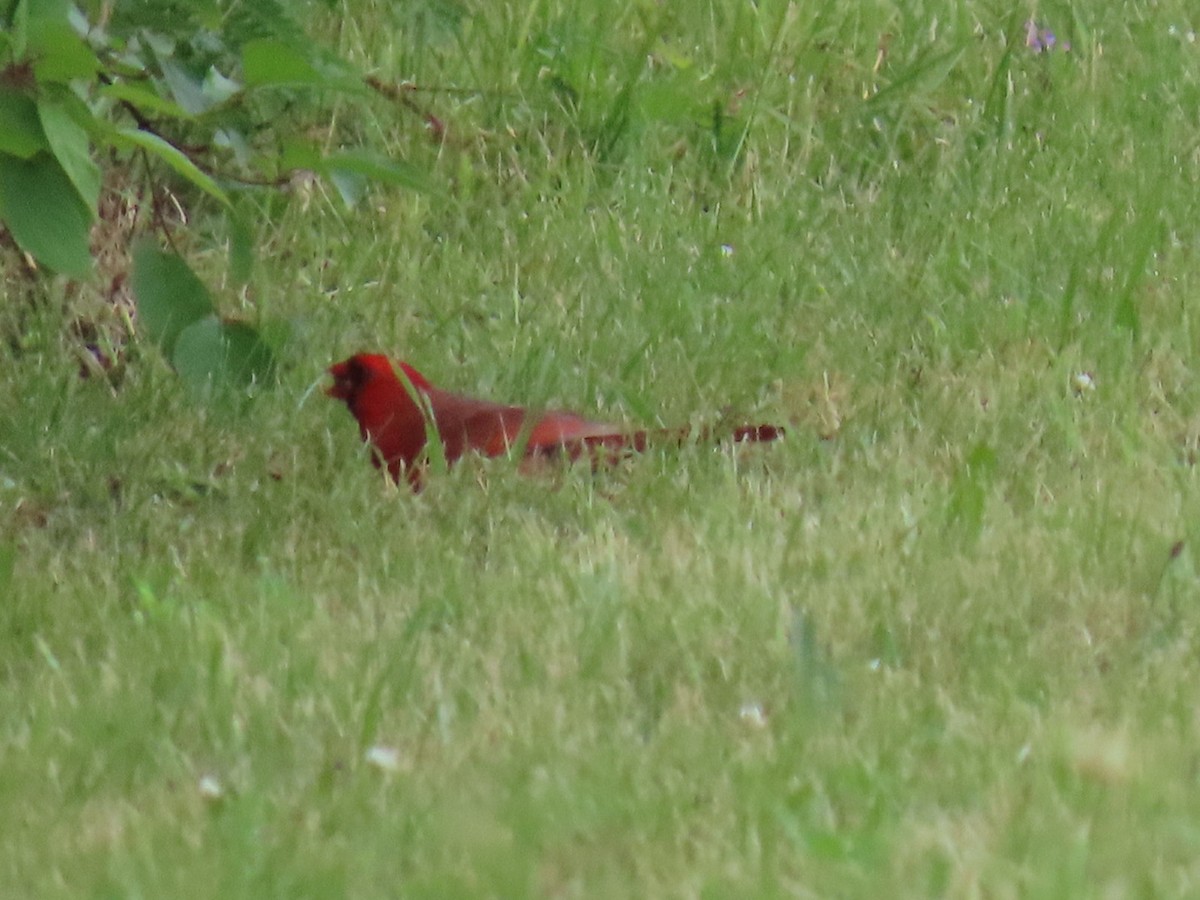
[0,0,436,391]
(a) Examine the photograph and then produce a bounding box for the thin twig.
[364,75,448,142]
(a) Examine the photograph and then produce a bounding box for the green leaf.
[158,57,213,115]
[22,0,71,22]
[99,82,192,120]
[0,151,92,278]
[28,19,100,83]
[242,38,323,87]
[172,316,225,388]
[318,150,435,194]
[110,127,231,206]
[132,240,215,357]
[202,66,242,107]
[326,167,365,207]
[214,127,252,167]
[241,38,363,92]
[37,97,100,212]
[6,0,29,58]
[220,320,276,385]
[172,316,276,391]
[256,317,293,357]
[0,89,49,158]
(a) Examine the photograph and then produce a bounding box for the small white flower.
[197,774,224,800]
[738,702,768,728]
[365,745,402,773]
[1072,372,1096,394]
[719,244,735,257]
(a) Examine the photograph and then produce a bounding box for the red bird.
[327,353,783,488]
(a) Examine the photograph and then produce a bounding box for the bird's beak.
[326,362,352,401]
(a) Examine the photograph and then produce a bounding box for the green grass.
[5,0,1200,896]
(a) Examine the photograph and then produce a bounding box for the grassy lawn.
[4,1,1200,896]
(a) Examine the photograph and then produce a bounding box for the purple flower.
[1025,20,1070,53]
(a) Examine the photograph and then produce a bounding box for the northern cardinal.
[327,353,783,488]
